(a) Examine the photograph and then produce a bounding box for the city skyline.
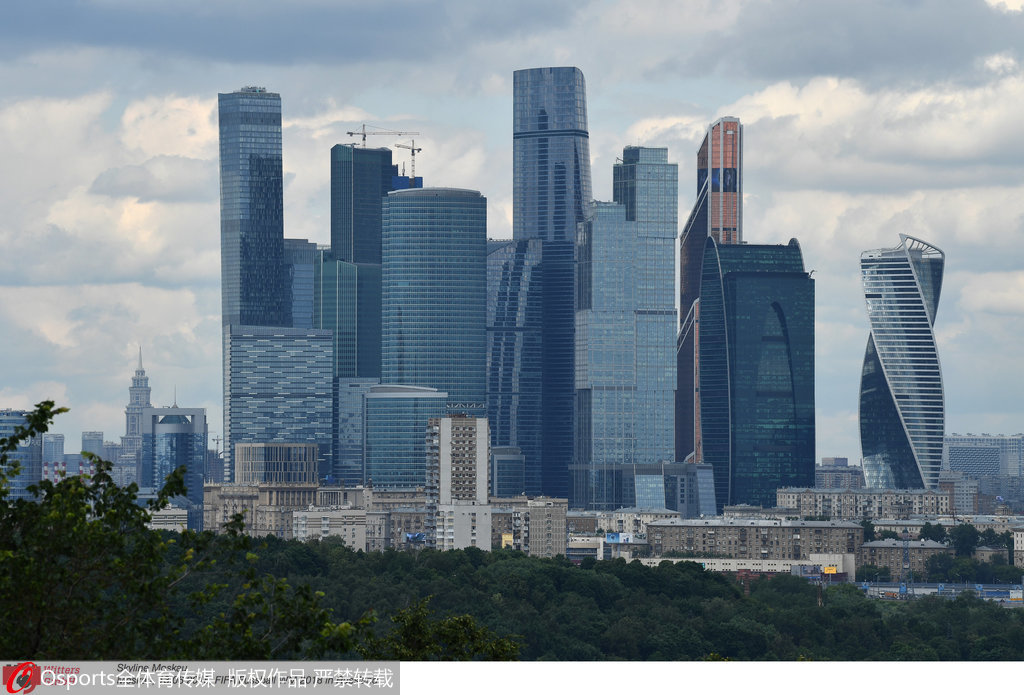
[3,1,1024,464]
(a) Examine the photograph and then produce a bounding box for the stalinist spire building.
[120,346,152,468]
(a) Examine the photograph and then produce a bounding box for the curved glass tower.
[382,188,487,412]
[859,234,945,489]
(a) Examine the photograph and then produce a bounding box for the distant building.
[776,487,950,520]
[490,446,526,498]
[2,410,42,499]
[363,385,448,489]
[815,464,865,490]
[234,443,318,485]
[572,146,677,510]
[140,406,207,529]
[858,539,950,578]
[944,433,1024,477]
[42,433,64,465]
[938,470,979,515]
[203,481,317,539]
[81,431,105,460]
[490,496,568,558]
[426,416,491,550]
[120,348,152,472]
[647,518,863,560]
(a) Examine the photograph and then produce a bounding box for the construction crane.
[395,139,423,185]
[346,124,419,147]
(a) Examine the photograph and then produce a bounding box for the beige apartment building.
[647,518,863,560]
[858,539,950,579]
[490,497,568,558]
[203,482,318,539]
[776,488,950,520]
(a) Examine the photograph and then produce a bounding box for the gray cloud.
[659,0,1024,85]
[90,155,216,203]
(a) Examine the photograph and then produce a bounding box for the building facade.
[512,67,593,499]
[573,146,677,510]
[697,238,815,510]
[0,409,42,500]
[487,238,544,495]
[120,348,152,471]
[139,406,207,528]
[381,188,487,412]
[676,117,744,465]
[224,326,333,481]
[860,235,945,490]
[647,518,863,560]
[363,385,448,489]
[776,487,951,520]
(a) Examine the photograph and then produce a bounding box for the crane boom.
[345,123,420,147]
[395,139,423,183]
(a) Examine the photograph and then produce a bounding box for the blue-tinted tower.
[512,67,592,500]
[697,238,815,510]
[381,188,487,412]
[860,234,945,490]
[218,87,290,328]
[572,147,678,510]
[363,385,448,489]
[140,407,207,529]
[487,238,544,494]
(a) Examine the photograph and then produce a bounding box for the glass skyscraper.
[218,87,290,329]
[860,234,945,490]
[0,409,42,500]
[677,117,743,464]
[363,385,448,489]
[697,238,815,510]
[572,147,678,510]
[139,407,207,529]
[381,188,487,412]
[511,66,592,499]
[487,238,544,494]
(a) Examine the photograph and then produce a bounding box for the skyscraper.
[120,347,152,471]
[218,87,290,329]
[860,234,945,490]
[511,66,592,499]
[677,117,743,464]
[573,146,678,510]
[139,406,207,529]
[224,326,334,481]
[487,238,543,494]
[381,188,487,411]
[0,409,42,500]
[696,238,815,510]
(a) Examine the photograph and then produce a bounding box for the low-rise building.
[490,496,568,558]
[776,488,950,520]
[857,539,950,579]
[203,482,317,538]
[646,518,863,560]
[292,507,368,548]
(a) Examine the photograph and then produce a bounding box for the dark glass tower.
[331,145,397,264]
[859,234,944,490]
[512,67,592,500]
[218,87,290,328]
[487,238,544,494]
[382,188,487,412]
[697,238,815,510]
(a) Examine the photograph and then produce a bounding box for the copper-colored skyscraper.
[676,117,743,463]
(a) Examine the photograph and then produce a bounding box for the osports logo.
[3,663,39,694]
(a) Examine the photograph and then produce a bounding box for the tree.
[949,524,981,558]
[0,401,516,661]
[920,522,947,543]
[859,519,876,542]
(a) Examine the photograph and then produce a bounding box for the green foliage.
[949,524,981,557]
[919,522,947,543]
[856,564,892,583]
[860,519,875,542]
[0,401,513,661]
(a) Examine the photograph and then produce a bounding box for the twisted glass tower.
[859,234,945,489]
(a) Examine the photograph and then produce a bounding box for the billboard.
[605,533,634,544]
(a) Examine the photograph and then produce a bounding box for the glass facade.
[512,67,592,499]
[285,238,316,330]
[333,378,379,485]
[860,234,945,490]
[487,238,544,495]
[572,147,678,510]
[218,87,290,328]
[315,251,382,380]
[698,238,815,510]
[224,325,333,481]
[140,407,207,529]
[381,188,487,412]
[363,385,448,489]
[331,145,399,265]
[677,118,743,464]
[0,409,42,500]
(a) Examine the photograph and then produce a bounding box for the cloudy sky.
[3,0,1024,462]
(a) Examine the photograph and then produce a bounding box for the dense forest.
[207,536,1024,660]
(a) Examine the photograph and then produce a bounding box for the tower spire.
[138,345,144,371]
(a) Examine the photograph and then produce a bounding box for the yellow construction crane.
[346,124,419,147]
[395,139,423,185]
